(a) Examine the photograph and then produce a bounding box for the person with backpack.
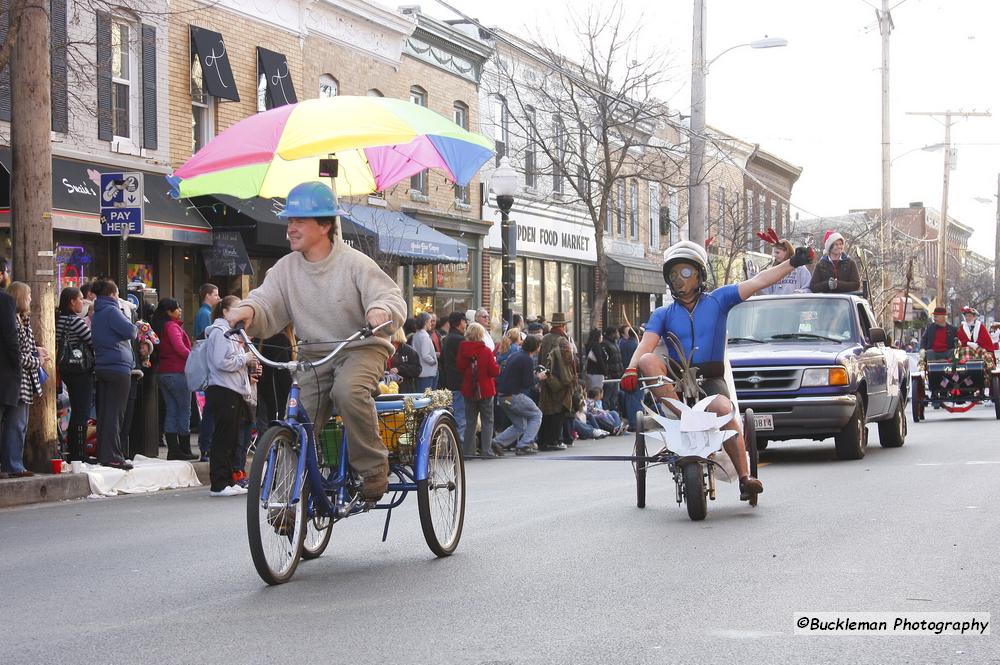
[152,298,196,461]
[91,279,137,470]
[56,287,94,462]
[455,322,501,458]
[204,295,255,496]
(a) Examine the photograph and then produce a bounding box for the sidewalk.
[0,437,211,510]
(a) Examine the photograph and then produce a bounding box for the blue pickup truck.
[726,293,910,459]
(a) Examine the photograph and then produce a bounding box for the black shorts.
[700,376,730,400]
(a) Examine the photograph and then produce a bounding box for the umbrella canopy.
[170,96,494,200]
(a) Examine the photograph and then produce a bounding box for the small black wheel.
[992,376,1000,421]
[878,399,907,448]
[911,377,925,422]
[247,426,306,585]
[633,417,647,509]
[682,462,707,521]
[417,415,465,557]
[834,395,867,460]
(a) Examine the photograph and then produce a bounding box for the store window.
[412,255,475,318]
[525,258,542,319]
[560,263,574,317]
[579,265,594,337]
[513,257,524,317]
[489,255,503,328]
[543,260,559,316]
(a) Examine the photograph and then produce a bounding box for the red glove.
[620,367,639,393]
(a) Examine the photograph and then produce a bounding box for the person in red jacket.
[957,306,996,353]
[455,322,501,459]
[151,298,195,460]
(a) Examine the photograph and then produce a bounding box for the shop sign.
[485,203,596,262]
[99,172,144,236]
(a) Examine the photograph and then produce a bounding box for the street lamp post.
[491,158,518,330]
[688,1,786,246]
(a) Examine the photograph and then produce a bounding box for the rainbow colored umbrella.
[170,96,494,199]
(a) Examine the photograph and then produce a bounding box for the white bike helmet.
[662,240,709,288]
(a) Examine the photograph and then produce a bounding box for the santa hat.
[823,230,844,254]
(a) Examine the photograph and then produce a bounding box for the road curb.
[0,461,211,509]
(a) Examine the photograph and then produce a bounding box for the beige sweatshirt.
[240,239,406,356]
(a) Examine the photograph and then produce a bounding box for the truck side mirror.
[868,327,887,345]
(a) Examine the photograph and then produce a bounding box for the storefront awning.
[342,205,469,265]
[198,194,375,250]
[606,255,664,294]
[256,47,297,109]
[190,26,239,102]
[0,149,213,245]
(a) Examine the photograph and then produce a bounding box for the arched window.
[409,85,427,106]
[367,88,384,97]
[319,74,339,98]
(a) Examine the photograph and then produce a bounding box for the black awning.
[190,26,239,102]
[257,47,297,109]
[606,255,664,294]
[0,148,212,245]
[199,195,375,250]
[343,205,469,265]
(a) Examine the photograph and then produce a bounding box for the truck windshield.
[728,298,855,343]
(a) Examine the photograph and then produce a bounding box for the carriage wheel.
[743,409,759,507]
[633,416,647,508]
[247,426,306,585]
[417,416,465,557]
[992,376,1000,421]
[911,377,925,422]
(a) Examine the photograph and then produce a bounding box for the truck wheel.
[877,399,906,448]
[834,396,867,460]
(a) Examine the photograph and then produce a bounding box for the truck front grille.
[733,367,801,392]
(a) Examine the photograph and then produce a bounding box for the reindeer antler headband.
[755,227,781,246]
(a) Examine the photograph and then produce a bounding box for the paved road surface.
[3,408,998,664]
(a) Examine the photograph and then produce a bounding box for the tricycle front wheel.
[417,416,465,557]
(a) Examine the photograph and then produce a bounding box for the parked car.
[727,293,909,459]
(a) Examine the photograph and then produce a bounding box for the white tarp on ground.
[83,455,201,497]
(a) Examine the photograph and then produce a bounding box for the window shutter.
[141,24,157,150]
[96,11,112,141]
[0,0,10,122]
[50,0,68,133]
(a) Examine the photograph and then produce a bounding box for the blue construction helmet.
[277,181,346,218]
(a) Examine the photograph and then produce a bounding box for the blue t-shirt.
[194,303,212,339]
[645,284,743,365]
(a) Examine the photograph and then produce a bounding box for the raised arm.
[739,247,815,300]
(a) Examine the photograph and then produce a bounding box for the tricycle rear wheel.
[633,417,647,508]
[911,377,925,422]
[743,409,759,507]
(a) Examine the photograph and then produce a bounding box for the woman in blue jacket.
[91,279,137,470]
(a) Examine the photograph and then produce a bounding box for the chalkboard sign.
[203,231,253,276]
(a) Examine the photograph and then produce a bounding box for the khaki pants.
[298,344,390,477]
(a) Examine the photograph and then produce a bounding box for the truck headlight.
[801,367,849,387]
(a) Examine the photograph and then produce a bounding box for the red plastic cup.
[50,459,63,475]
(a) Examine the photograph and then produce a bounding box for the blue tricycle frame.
[237,324,465,585]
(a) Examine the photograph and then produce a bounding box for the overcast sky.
[429,0,1000,256]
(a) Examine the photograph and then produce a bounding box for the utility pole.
[878,1,893,329]
[907,109,991,306]
[10,0,56,471]
[688,0,707,245]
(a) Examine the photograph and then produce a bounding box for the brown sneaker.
[739,476,763,501]
[360,461,390,502]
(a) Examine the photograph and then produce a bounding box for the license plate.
[753,414,774,431]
